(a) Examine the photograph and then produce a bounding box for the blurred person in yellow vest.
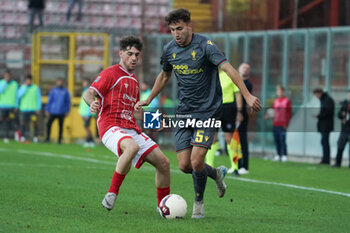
[205,68,243,176]
[0,70,19,143]
[79,78,96,147]
[18,74,41,143]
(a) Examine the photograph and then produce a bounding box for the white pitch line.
[230,177,350,198]
[1,147,350,198]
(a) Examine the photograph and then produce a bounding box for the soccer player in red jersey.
[83,36,170,211]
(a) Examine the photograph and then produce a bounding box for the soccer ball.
[159,194,187,219]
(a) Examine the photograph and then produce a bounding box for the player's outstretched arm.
[134,70,172,111]
[83,88,100,113]
[221,62,262,112]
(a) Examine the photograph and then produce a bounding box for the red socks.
[157,187,170,206]
[108,171,126,195]
[108,171,169,206]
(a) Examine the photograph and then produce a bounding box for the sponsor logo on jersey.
[123,93,137,103]
[121,110,133,121]
[172,64,203,75]
[124,83,129,88]
[172,53,176,59]
[207,40,213,45]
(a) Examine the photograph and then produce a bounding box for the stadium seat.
[16,1,27,12]
[0,0,14,11]
[130,5,141,17]
[102,4,113,16]
[17,13,27,26]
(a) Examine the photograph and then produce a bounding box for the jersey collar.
[118,64,133,77]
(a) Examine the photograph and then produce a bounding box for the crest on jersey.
[207,40,213,45]
[124,83,129,88]
[172,53,176,59]
[191,50,196,61]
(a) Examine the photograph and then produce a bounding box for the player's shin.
[108,171,126,195]
[204,163,217,180]
[192,168,208,202]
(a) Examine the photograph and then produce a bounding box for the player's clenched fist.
[90,100,100,113]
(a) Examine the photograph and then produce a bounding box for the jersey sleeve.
[90,72,113,98]
[160,46,173,72]
[204,40,227,67]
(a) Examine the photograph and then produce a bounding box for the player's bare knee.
[179,164,192,174]
[162,156,170,171]
[191,160,204,172]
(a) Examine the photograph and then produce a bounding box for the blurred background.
[1,0,350,162]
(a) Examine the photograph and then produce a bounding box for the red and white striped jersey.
[90,64,142,139]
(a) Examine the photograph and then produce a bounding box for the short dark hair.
[120,36,143,51]
[276,84,285,91]
[165,8,191,25]
[26,74,32,80]
[313,88,323,94]
[4,69,11,75]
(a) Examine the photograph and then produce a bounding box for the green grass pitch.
[0,141,350,233]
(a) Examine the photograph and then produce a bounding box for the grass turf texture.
[0,141,350,233]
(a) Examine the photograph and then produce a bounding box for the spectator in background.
[313,88,334,165]
[18,75,41,143]
[265,85,292,162]
[66,0,83,22]
[333,91,350,168]
[238,63,252,174]
[79,78,95,147]
[28,0,45,33]
[45,78,71,144]
[0,70,18,143]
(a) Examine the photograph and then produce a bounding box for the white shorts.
[101,127,158,169]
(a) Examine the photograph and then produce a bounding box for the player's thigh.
[174,126,193,152]
[119,137,139,155]
[101,127,134,157]
[143,147,169,170]
[176,149,192,172]
[191,145,208,169]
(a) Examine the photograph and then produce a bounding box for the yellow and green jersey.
[219,69,240,104]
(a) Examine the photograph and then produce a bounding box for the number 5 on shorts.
[195,130,204,143]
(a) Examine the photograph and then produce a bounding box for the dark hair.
[313,88,323,94]
[4,69,11,75]
[26,74,32,80]
[165,8,191,25]
[120,36,143,51]
[276,84,285,91]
